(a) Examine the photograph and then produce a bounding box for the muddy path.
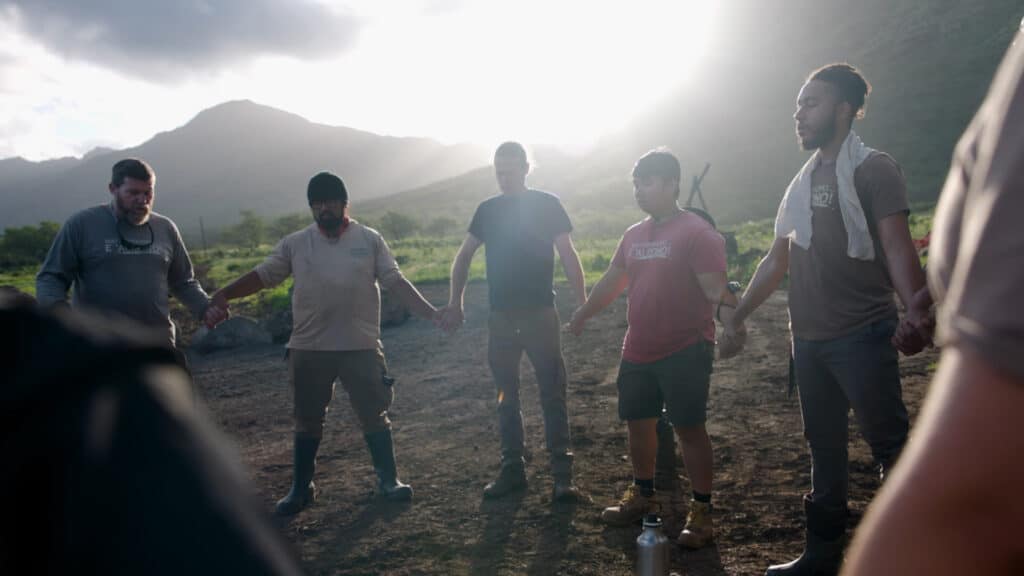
[192,283,936,575]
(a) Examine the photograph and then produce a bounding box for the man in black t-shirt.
[442,141,588,502]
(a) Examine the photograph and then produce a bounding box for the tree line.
[217,210,459,252]
[0,210,460,269]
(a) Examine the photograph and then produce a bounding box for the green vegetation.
[0,266,38,294]
[2,205,935,312]
[0,221,59,268]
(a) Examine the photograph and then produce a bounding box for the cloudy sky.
[0,1,717,160]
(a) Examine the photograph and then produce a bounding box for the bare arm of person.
[568,263,628,336]
[877,212,932,354]
[554,233,587,308]
[384,275,439,322]
[442,234,482,332]
[697,270,746,358]
[211,271,265,308]
[842,346,1024,576]
[730,237,790,329]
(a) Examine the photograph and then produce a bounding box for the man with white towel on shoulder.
[721,63,932,576]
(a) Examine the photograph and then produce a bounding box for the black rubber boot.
[275,435,320,516]
[365,429,413,501]
[551,452,584,503]
[483,459,527,499]
[765,497,846,576]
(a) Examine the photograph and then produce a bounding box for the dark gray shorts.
[616,340,714,427]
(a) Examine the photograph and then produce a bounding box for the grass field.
[2,206,934,318]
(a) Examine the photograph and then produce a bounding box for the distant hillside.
[368,0,1020,228]
[0,156,80,188]
[3,1,1018,236]
[596,0,1021,223]
[0,100,488,232]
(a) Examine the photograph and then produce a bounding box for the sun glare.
[256,1,718,152]
[1,1,718,160]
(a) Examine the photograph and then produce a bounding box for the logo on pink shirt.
[630,240,671,260]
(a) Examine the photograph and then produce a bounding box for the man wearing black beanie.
[211,171,440,515]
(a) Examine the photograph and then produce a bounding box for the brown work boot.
[678,500,714,549]
[483,463,527,499]
[600,485,653,526]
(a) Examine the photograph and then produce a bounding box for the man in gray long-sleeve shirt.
[36,158,223,358]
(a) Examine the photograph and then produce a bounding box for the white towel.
[774,130,876,260]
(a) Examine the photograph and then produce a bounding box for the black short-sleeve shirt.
[468,189,572,309]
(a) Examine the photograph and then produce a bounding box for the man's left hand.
[893,286,935,355]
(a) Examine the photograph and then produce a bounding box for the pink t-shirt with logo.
[612,211,727,363]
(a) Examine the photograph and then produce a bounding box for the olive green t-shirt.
[788,153,909,340]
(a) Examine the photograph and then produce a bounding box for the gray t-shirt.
[36,204,209,346]
[930,37,1024,382]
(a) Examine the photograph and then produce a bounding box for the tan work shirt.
[255,221,401,351]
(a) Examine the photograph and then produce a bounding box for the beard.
[115,195,151,224]
[316,212,344,233]
[798,118,837,151]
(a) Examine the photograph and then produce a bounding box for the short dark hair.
[632,148,681,198]
[110,158,155,187]
[307,171,348,205]
[808,63,872,120]
[494,141,528,164]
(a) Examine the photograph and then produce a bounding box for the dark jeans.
[794,317,908,513]
[488,307,572,480]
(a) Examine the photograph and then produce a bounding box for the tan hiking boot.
[600,485,653,526]
[678,500,714,549]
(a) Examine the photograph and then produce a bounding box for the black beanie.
[307,172,348,205]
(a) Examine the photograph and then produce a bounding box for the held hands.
[716,301,747,359]
[438,305,465,334]
[203,291,231,329]
[892,287,935,356]
[718,320,747,359]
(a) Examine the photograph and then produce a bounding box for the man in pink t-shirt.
[570,149,746,549]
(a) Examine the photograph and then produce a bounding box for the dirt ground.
[192,282,937,576]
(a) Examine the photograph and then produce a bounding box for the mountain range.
[2,0,1020,235]
[0,100,488,232]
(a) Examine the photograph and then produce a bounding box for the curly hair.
[808,63,872,120]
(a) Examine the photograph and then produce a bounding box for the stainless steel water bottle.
[636,513,670,576]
